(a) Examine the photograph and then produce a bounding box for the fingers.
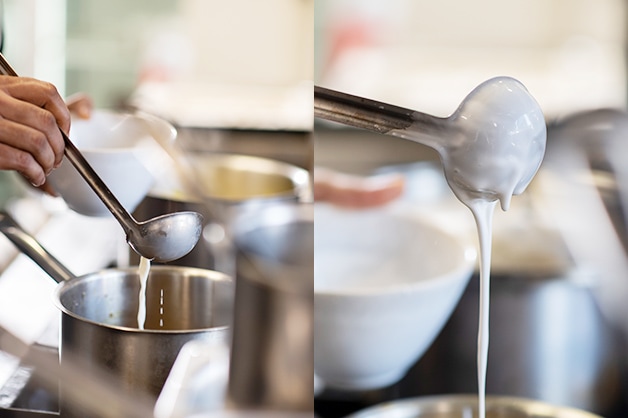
[0,76,69,185]
[66,92,93,119]
[0,141,48,187]
[1,77,70,133]
[36,179,59,197]
[0,103,63,170]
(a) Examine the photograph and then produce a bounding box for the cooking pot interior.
[151,154,307,202]
[196,163,296,200]
[56,267,233,331]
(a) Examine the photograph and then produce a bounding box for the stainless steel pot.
[131,152,311,272]
[229,203,313,412]
[345,395,603,418]
[0,212,233,417]
[406,271,625,417]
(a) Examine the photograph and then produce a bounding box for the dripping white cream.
[405,77,546,418]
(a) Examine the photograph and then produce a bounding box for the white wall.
[316,0,628,118]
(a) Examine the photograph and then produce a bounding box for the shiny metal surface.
[345,395,603,418]
[56,267,232,418]
[229,203,313,412]
[314,86,449,137]
[0,323,155,418]
[0,212,74,283]
[0,214,233,417]
[0,52,203,263]
[407,272,625,416]
[128,210,204,263]
[132,153,311,272]
[55,266,232,393]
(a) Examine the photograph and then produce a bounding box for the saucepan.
[344,395,603,418]
[0,211,234,417]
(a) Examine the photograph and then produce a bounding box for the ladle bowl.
[129,211,204,262]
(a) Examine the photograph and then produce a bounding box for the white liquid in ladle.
[137,256,151,330]
[405,77,546,418]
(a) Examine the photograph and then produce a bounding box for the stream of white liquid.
[137,256,151,330]
[469,200,496,418]
[401,77,546,418]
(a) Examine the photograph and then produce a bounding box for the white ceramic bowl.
[48,110,176,217]
[314,204,476,391]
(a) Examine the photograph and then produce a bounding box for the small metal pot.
[54,266,233,393]
[229,203,314,412]
[345,394,603,418]
[131,153,311,272]
[405,271,626,417]
[0,212,233,417]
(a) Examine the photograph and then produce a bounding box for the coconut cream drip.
[405,77,547,418]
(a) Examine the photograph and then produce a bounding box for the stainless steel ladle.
[0,53,202,263]
[315,79,547,211]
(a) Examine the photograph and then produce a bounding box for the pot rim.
[344,394,603,418]
[52,265,232,335]
[147,152,311,204]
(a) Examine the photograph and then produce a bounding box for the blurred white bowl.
[48,110,176,217]
[314,203,476,391]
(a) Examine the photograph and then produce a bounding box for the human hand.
[66,92,93,119]
[314,167,404,208]
[0,76,70,189]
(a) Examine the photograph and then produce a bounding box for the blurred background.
[4,0,313,109]
[315,0,626,119]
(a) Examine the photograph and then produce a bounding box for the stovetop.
[0,343,59,417]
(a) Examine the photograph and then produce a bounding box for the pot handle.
[0,211,76,283]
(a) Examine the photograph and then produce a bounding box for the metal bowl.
[345,395,602,418]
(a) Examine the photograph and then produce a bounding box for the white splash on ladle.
[403,77,546,418]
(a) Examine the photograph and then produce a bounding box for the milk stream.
[137,256,151,330]
[403,77,546,418]
[469,200,496,418]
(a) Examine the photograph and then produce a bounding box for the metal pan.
[0,211,233,417]
[345,395,602,418]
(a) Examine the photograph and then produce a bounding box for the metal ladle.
[315,78,547,211]
[0,53,202,263]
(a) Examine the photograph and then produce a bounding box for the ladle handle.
[314,86,450,142]
[0,52,137,235]
[0,212,75,283]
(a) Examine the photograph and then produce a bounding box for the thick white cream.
[406,77,547,418]
[442,77,546,211]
